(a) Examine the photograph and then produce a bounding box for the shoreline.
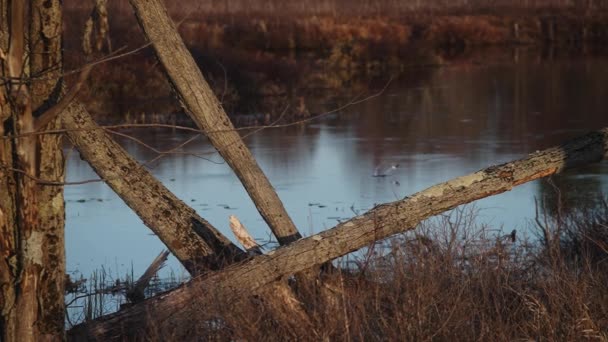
[62,2,608,124]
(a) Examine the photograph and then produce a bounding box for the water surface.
[65,55,608,279]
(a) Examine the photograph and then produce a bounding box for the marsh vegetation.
[1,1,607,340]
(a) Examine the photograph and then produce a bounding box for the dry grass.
[214,203,608,341]
[71,199,608,340]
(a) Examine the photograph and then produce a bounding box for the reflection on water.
[65,56,608,278]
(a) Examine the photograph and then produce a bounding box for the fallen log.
[227,215,317,336]
[68,128,608,340]
[63,102,247,273]
[124,3,323,329]
[63,104,315,335]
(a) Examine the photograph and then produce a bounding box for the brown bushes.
[175,14,608,55]
[68,0,608,19]
[61,0,608,123]
[66,190,608,340]
[99,202,606,341]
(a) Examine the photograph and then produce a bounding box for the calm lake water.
[65,54,608,279]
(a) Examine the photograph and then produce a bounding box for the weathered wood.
[0,3,17,341]
[127,250,170,303]
[7,2,46,341]
[229,215,262,255]
[34,65,91,131]
[227,215,315,337]
[29,1,67,339]
[61,84,312,337]
[104,4,319,331]
[68,128,608,340]
[1,1,66,340]
[129,0,302,245]
[62,102,246,273]
[255,281,317,340]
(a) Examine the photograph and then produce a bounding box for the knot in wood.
[498,170,514,181]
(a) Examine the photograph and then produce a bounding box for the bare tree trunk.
[8,1,46,340]
[0,2,18,338]
[68,128,608,341]
[29,1,67,339]
[61,102,247,273]
[129,0,302,245]
[0,1,66,340]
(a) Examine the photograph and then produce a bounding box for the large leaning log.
[68,128,608,340]
[62,102,246,273]
[62,103,314,331]
[129,0,302,245]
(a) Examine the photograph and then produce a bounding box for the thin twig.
[5,78,393,140]
[0,163,104,185]
[105,129,223,165]
[34,65,93,131]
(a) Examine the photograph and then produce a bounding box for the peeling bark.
[63,103,316,338]
[68,128,608,341]
[0,1,66,340]
[29,1,67,339]
[7,1,42,340]
[0,2,18,340]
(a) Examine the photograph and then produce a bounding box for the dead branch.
[129,0,302,245]
[62,101,247,273]
[68,128,608,341]
[229,215,263,255]
[126,250,170,303]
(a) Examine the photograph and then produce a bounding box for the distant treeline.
[61,0,608,123]
[66,0,606,18]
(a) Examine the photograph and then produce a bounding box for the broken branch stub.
[229,215,263,255]
[126,250,170,303]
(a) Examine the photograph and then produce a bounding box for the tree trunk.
[0,1,66,340]
[61,101,319,336]
[29,1,67,339]
[127,0,328,320]
[68,128,608,340]
[61,102,247,273]
[0,3,18,339]
[129,0,302,245]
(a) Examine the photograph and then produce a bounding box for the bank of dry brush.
[196,204,608,341]
[75,203,607,340]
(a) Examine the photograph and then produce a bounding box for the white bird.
[373,163,399,177]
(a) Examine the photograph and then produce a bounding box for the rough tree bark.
[123,2,324,331]
[0,2,18,339]
[0,1,66,340]
[61,102,246,273]
[68,128,608,340]
[61,105,315,337]
[129,0,302,245]
[29,1,67,338]
[228,215,315,338]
